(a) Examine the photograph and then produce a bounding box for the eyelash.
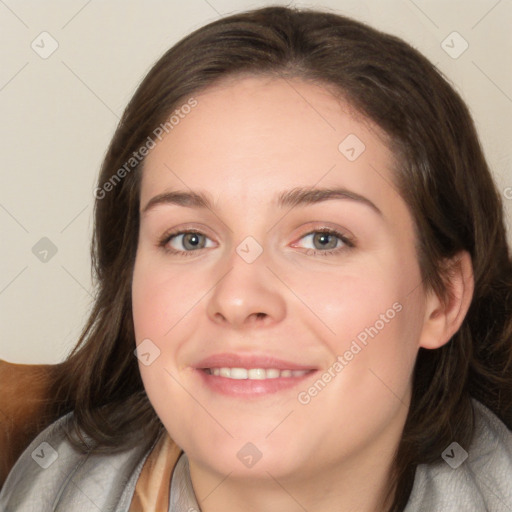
[157,227,355,257]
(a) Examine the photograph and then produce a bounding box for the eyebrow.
[141,186,382,216]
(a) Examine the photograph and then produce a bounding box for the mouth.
[193,354,318,397]
[202,367,313,379]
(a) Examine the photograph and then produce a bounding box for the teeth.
[230,368,248,380]
[207,367,309,379]
[265,369,280,379]
[219,368,230,378]
[248,368,266,379]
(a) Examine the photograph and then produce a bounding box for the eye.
[158,229,214,256]
[292,228,355,256]
[158,227,355,257]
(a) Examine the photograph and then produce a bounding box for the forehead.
[140,75,406,224]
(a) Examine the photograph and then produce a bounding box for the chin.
[203,451,300,481]
[184,433,307,481]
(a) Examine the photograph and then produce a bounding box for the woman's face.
[132,75,430,484]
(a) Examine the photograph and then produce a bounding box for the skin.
[131,75,474,512]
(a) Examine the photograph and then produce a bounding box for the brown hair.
[47,6,512,510]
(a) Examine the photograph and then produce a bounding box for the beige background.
[1,0,511,364]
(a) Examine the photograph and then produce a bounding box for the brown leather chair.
[0,359,63,489]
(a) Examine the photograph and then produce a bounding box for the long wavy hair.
[46,6,512,511]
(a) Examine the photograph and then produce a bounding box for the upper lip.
[194,353,318,371]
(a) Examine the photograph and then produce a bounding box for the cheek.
[294,277,421,448]
[131,255,189,398]
[294,253,423,396]
[131,254,204,341]
[290,261,408,350]
[131,256,201,437]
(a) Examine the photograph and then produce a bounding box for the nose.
[206,246,286,329]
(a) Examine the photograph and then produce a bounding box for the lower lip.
[195,369,317,397]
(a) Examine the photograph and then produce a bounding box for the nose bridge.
[206,235,286,327]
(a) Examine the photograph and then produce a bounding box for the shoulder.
[405,399,512,511]
[0,411,153,512]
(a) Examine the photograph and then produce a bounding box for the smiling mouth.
[203,367,314,379]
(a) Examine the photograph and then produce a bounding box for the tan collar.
[129,432,183,511]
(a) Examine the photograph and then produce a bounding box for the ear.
[419,250,474,350]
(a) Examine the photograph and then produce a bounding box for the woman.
[1,5,511,511]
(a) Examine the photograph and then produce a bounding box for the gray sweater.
[1,399,510,511]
